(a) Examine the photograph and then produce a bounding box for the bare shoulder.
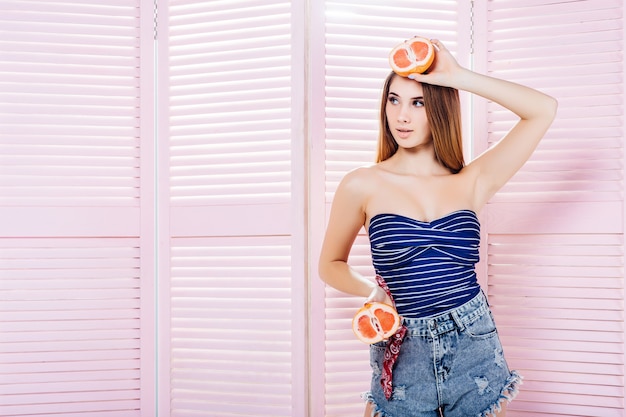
[330,165,383,222]
[336,165,380,197]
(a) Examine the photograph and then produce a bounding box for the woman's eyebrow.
[389,91,424,100]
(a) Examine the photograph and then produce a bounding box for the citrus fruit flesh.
[373,308,397,332]
[352,302,400,344]
[389,36,435,77]
[356,314,379,340]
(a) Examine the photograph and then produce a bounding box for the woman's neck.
[385,146,449,177]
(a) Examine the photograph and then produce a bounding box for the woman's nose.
[398,107,410,123]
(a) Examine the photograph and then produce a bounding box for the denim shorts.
[363,291,522,417]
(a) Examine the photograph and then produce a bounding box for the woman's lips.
[395,128,413,139]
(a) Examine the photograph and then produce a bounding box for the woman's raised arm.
[410,39,558,207]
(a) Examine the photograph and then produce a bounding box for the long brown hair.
[376,71,464,173]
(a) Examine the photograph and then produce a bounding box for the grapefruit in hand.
[389,36,435,77]
[352,302,400,344]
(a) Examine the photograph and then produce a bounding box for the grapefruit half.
[352,302,401,344]
[389,36,435,77]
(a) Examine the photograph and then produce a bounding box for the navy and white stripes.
[368,210,481,318]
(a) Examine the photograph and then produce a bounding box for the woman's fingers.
[365,286,394,306]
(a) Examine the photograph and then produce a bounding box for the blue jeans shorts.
[363,291,522,417]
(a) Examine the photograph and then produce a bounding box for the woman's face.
[385,76,432,149]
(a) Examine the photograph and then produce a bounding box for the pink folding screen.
[0,1,624,416]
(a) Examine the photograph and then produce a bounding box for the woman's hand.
[365,285,394,306]
[407,39,465,88]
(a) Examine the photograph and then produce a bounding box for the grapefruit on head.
[352,302,400,344]
[389,36,435,77]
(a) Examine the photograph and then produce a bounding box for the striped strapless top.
[368,210,481,318]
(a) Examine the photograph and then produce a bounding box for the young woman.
[318,39,557,417]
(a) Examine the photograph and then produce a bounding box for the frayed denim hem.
[362,391,394,417]
[478,370,523,417]
[363,371,522,417]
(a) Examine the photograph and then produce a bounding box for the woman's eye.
[388,96,399,105]
[413,99,424,107]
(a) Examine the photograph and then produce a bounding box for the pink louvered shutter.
[477,1,625,416]
[308,2,473,416]
[157,1,307,416]
[0,1,156,416]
